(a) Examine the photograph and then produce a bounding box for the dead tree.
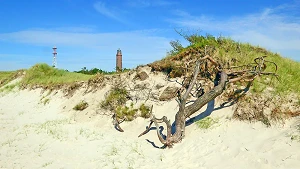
[138,55,278,148]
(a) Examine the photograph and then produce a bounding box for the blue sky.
[0,0,299,71]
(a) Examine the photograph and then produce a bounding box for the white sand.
[0,69,300,169]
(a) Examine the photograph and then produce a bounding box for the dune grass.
[0,71,17,87]
[212,39,300,95]
[0,71,16,80]
[151,35,300,96]
[0,83,19,93]
[21,63,93,87]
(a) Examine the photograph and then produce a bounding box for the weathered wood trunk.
[185,72,228,117]
[170,71,228,143]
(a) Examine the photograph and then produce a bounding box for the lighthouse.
[116,48,122,72]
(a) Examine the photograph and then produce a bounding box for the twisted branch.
[138,55,278,148]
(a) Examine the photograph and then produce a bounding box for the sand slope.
[0,69,300,169]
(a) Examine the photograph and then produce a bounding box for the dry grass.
[233,93,300,126]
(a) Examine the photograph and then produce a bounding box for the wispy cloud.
[51,26,97,33]
[0,28,171,70]
[93,1,124,22]
[0,29,170,48]
[168,2,300,60]
[126,0,176,8]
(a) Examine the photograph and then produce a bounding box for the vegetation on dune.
[73,100,89,111]
[75,67,131,75]
[150,33,300,96]
[0,70,24,92]
[14,63,131,89]
[0,71,16,81]
[0,83,19,93]
[196,117,218,129]
[21,63,92,87]
[116,103,138,121]
[100,78,151,122]
[139,103,151,118]
[0,71,19,87]
[100,87,129,111]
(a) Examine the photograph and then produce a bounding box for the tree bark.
[170,71,228,144]
[185,71,228,117]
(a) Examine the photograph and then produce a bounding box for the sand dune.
[0,69,300,169]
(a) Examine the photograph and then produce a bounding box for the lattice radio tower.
[52,46,57,68]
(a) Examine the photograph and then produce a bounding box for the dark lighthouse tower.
[116,48,122,71]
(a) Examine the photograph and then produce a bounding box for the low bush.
[73,100,89,111]
[100,88,128,111]
[116,103,138,121]
[139,103,151,118]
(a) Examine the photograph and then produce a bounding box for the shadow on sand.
[142,83,251,148]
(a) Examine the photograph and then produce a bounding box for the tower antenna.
[52,46,57,68]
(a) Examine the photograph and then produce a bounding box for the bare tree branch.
[138,54,278,148]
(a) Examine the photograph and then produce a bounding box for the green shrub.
[73,100,89,111]
[195,117,218,129]
[116,103,138,121]
[139,103,151,118]
[100,88,128,111]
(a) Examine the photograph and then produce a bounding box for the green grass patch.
[78,128,103,140]
[73,100,89,111]
[116,103,138,121]
[0,71,16,81]
[43,98,50,105]
[0,82,19,93]
[0,71,17,87]
[35,118,69,140]
[195,117,218,129]
[139,103,151,118]
[21,63,92,87]
[100,88,128,111]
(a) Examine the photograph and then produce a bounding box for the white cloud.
[168,3,300,60]
[51,26,97,33]
[126,0,176,8]
[93,1,124,22]
[0,29,169,49]
[0,29,171,71]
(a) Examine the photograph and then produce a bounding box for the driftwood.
[138,55,278,148]
[113,113,125,132]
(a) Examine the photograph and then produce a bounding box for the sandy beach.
[0,69,300,169]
